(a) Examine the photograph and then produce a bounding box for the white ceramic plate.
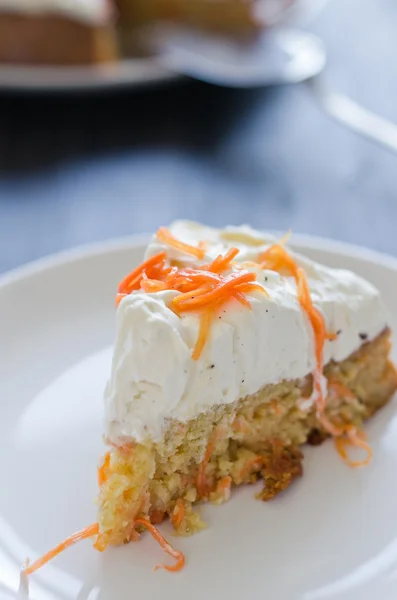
[0,59,180,93]
[1,233,397,600]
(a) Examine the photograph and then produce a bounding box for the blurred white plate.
[0,0,328,92]
[1,232,397,600]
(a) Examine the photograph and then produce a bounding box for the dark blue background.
[1,0,396,274]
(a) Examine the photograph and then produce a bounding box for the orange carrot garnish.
[192,311,213,361]
[173,272,256,311]
[215,476,232,501]
[232,290,252,309]
[24,523,99,575]
[157,227,205,260]
[172,285,213,303]
[134,518,185,572]
[116,233,270,360]
[207,247,240,273]
[258,241,373,464]
[93,534,107,552]
[334,425,372,467]
[118,252,167,295]
[171,498,185,529]
[259,244,297,276]
[140,279,168,293]
[97,452,111,487]
[235,282,269,298]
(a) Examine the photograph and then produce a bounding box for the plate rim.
[2,231,397,290]
[0,57,181,93]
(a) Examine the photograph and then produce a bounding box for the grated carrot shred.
[157,227,205,260]
[215,476,232,501]
[328,380,356,401]
[171,498,185,529]
[232,290,252,309]
[24,523,99,575]
[334,425,372,467]
[192,310,213,361]
[118,252,167,295]
[97,452,111,487]
[116,238,269,360]
[237,456,263,482]
[197,426,226,499]
[134,518,185,572]
[140,279,168,293]
[24,518,185,575]
[258,241,372,466]
[207,247,240,273]
[172,272,257,311]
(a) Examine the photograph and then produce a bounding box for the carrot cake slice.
[24,221,397,575]
[116,0,271,34]
[0,0,118,65]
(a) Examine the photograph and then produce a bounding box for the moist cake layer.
[0,13,118,65]
[116,0,266,32]
[98,330,397,546]
[104,221,388,445]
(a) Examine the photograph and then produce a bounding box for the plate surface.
[0,58,180,93]
[1,233,397,600]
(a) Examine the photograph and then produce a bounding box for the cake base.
[0,13,118,65]
[116,0,263,33]
[97,330,397,547]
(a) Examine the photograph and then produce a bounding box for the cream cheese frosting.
[0,0,111,24]
[104,221,388,445]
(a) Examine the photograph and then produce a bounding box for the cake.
[24,221,397,574]
[0,0,118,65]
[117,0,269,34]
[0,1,278,66]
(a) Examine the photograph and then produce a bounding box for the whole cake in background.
[24,221,397,575]
[0,0,285,65]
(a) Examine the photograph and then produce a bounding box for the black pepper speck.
[359,332,368,341]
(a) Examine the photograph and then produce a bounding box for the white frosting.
[104,221,388,445]
[0,0,111,24]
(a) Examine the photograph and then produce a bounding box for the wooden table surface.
[0,0,396,274]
